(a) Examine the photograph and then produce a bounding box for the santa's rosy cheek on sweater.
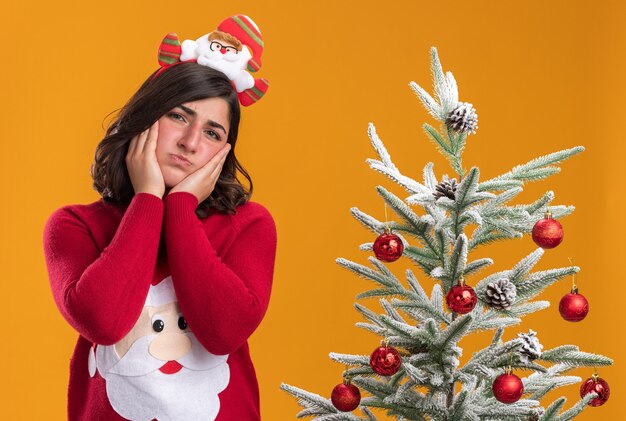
[154,97,230,188]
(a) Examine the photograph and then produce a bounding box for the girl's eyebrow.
[177,105,227,135]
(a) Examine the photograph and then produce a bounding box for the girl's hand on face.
[168,143,232,204]
[125,121,165,198]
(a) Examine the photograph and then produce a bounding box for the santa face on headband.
[92,276,230,421]
[181,30,254,93]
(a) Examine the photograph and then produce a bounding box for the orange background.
[2,0,624,419]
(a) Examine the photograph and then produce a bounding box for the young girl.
[43,17,276,421]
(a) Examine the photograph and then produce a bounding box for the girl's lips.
[170,154,191,166]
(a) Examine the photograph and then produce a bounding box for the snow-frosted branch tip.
[409,81,444,121]
[367,122,375,136]
[367,123,380,144]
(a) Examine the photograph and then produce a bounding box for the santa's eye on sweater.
[178,316,187,330]
[152,318,165,332]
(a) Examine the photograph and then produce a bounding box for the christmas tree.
[280,47,613,420]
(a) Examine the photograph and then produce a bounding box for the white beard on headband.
[180,34,255,93]
[93,276,230,421]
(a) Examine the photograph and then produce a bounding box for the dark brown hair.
[91,62,252,217]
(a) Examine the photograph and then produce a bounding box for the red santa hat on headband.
[217,14,264,73]
[155,14,269,106]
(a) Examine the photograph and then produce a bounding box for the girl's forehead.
[178,97,228,111]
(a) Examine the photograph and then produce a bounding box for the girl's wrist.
[135,190,163,199]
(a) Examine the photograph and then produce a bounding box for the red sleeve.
[163,192,277,355]
[43,193,164,345]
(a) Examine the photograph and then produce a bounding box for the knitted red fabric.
[43,192,277,420]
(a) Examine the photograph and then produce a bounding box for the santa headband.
[154,14,269,107]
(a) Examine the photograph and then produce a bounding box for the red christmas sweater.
[43,192,277,420]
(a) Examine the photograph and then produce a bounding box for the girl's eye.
[168,112,186,122]
[205,130,221,141]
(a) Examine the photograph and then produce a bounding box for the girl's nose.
[178,127,202,151]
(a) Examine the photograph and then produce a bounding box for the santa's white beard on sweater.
[96,334,230,421]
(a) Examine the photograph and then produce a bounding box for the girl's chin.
[162,173,185,189]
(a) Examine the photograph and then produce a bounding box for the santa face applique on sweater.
[89,276,230,421]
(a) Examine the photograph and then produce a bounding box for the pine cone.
[518,330,543,363]
[484,278,517,309]
[446,102,478,134]
[433,177,457,200]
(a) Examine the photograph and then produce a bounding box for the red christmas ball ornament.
[532,211,564,249]
[559,287,589,322]
[373,228,404,262]
[370,344,402,376]
[580,374,610,407]
[492,371,524,404]
[331,379,361,412]
[446,280,478,314]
